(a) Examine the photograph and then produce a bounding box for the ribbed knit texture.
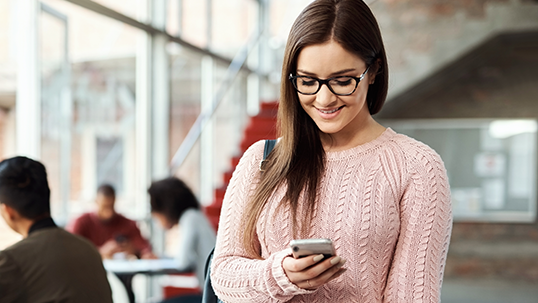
[211,128,452,303]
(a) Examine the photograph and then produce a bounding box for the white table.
[103,259,189,275]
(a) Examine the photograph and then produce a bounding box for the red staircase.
[162,102,278,301]
[204,101,279,231]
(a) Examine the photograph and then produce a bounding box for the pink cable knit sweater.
[211,128,452,303]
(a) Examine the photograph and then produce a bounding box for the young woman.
[211,0,452,302]
[148,177,216,288]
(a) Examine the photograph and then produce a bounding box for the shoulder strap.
[263,139,277,160]
[260,139,277,171]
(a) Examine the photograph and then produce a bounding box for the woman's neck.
[321,116,386,152]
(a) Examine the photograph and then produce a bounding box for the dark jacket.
[0,227,113,303]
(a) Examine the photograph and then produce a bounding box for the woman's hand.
[282,254,347,290]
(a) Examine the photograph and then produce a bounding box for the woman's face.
[295,40,373,141]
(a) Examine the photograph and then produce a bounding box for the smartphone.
[115,235,127,244]
[289,238,336,259]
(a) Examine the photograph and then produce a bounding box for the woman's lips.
[316,105,344,119]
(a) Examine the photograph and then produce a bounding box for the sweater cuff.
[272,248,316,295]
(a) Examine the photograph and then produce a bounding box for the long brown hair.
[242,0,389,258]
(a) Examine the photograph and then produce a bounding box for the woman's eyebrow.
[296,69,316,76]
[296,68,357,77]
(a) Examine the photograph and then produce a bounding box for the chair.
[107,272,130,303]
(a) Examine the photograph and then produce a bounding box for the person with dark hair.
[210,0,452,302]
[67,183,155,303]
[148,177,216,287]
[67,183,155,260]
[0,156,113,303]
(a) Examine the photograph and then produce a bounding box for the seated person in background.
[148,177,216,288]
[68,184,156,303]
[0,156,113,303]
[67,183,155,260]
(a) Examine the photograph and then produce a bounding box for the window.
[383,119,537,222]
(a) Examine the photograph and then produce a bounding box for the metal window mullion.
[258,0,271,102]
[41,1,72,226]
[58,6,72,226]
[149,0,169,268]
[178,0,183,36]
[151,0,169,180]
[16,0,41,159]
[135,31,152,220]
[200,56,215,206]
[207,0,212,49]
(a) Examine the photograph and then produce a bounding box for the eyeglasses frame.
[289,65,371,96]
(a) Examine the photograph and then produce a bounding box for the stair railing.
[169,30,265,175]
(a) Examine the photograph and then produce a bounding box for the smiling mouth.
[318,106,344,114]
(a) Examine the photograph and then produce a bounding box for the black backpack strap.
[259,139,277,171]
[204,248,215,280]
[202,248,217,303]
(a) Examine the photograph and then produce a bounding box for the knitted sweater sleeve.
[383,142,453,303]
[210,140,313,302]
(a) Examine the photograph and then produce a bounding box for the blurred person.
[148,177,216,291]
[67,183,155,260]
[210,0,452,302]
[67,183,156,303]
[0,156,113,303]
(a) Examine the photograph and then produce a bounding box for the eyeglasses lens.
[294,77,357,95]
[329,77,356,95]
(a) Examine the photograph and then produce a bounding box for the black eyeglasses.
[289,66,370,96]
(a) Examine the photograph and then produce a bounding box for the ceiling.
[377,30,538,119]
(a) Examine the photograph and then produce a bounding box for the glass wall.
[211,0,258,57]
[175,0,209,48]
[0,0,301,257]
[166,0,267,207]
[92,0,142,22]
[39,0,143,225]
[168,44,251,205]
[168,44,203,193]
[0,0,16,111]
[40,4,69,222]
[167,0,258,55]
[0,0,20,247]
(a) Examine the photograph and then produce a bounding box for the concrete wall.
[369,0,538,101]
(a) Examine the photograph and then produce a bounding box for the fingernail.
[330,256,341,265]
[339,258,347,266]
[313,254,324,262]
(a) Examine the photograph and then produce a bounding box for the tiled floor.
[441,278,538,303]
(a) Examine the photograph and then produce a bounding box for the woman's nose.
[315,83,337,106]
